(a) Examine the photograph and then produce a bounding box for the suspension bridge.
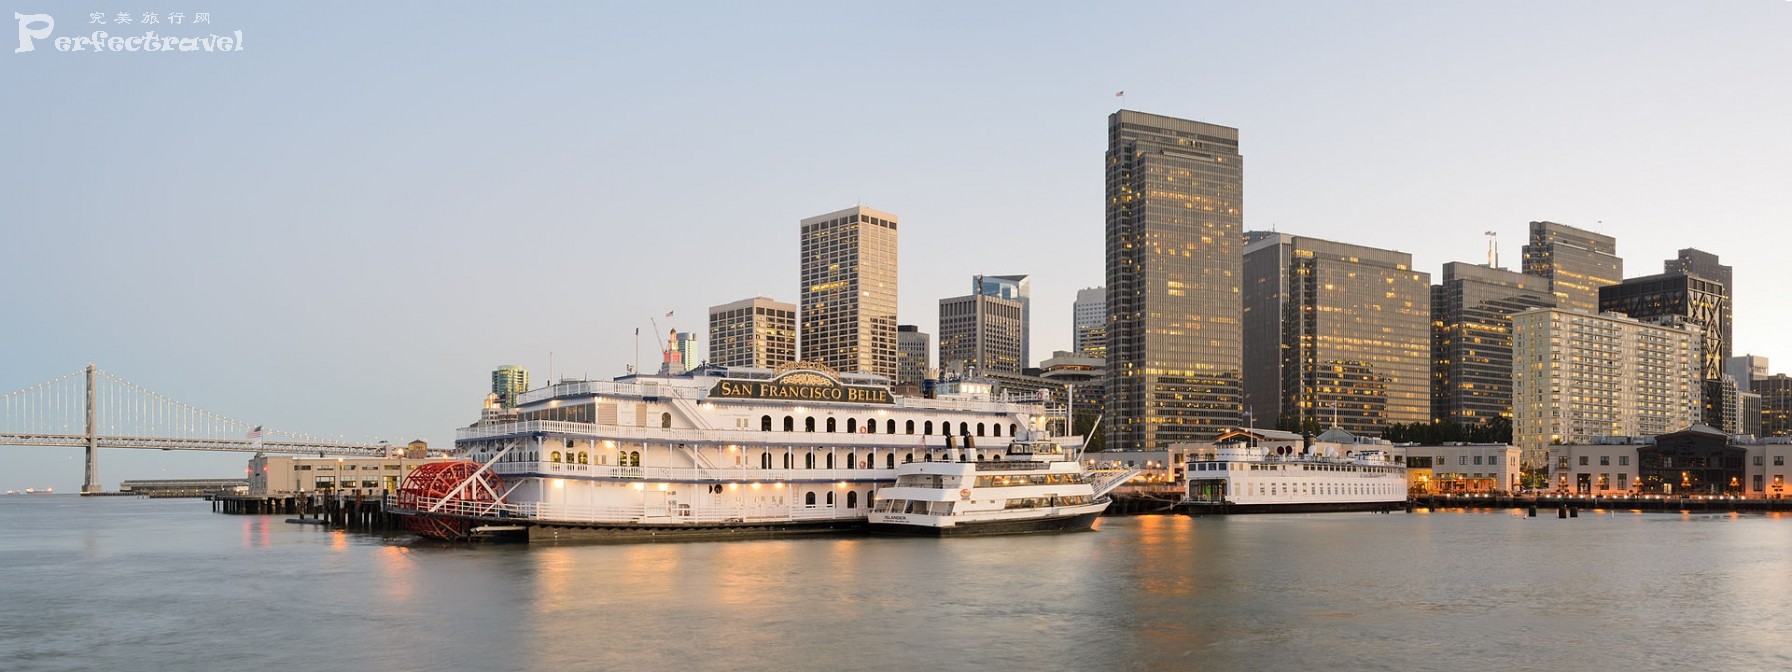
[1,364,395,494]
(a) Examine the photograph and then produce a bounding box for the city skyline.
[5,1,1791,489]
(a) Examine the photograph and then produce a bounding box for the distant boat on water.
[23,487,54,495]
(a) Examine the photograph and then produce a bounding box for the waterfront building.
[938,290,1024,376]
[1073,286,1107,359]
[1242,233,1430,434]
[1548,439,1644,496]
[1521,221,1622,314]
[976,275,1032,367]
[492,365,529,409]
[1040,350,1106,413]
[1512,308,1702,467]
[247,453,456,498]
[1105,110,1244,449]
[1550,430,1792,498]
[1405,444,1522,494]
[896,325,930,386]
[708,297,798,369]
[1759,374,1792,437]
[1430,263,1557,429]
[1727,354,1769,393]
[800,206,899,381]
[1740,391,1763,438]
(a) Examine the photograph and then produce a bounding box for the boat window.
[924,421,933,436]
[959,422,969,436]
[661,413,671,429]
[977,423,985,437]
[805,492,816,506]
[784,453,793,469]
[805,417,816,433]
[629,451,640,467]
[826,453,835,469]
[762,415,772,431]
[846,418,857,433]
[847,452,856,469]
[550,451,561,463]
[577,452,588,465]
[847,491,858,509]
[904,453,913,464]
[1010,423,1018,436]
[906,420,915,434]
[826,417,837,433]
[886,419,895,434]
[993,424,1001,438]
[886,454,895,468]
[826,491,835,506]
[784,416,794,432]
[761,453,771,469]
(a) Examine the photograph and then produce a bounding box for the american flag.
[1114,90,1124,97]
[245,426,263,439]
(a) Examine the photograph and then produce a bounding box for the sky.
[3,1,1790,492]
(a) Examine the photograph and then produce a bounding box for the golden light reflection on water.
[239,517,272,548]
[377,546,416,603]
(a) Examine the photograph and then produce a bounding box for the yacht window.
[826,417,837,433]
[762,415,773,431]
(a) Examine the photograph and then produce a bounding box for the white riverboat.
[1182,442,1407,514]
[395,362,1061,541]
[867,440,1139,535]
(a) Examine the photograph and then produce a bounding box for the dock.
[210,492,405,530]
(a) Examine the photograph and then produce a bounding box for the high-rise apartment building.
[1072,287,1107,359]
[800,206,898,381]
[976,275,1031,367]
[1431,262,1557,427]
[938,292,1025,376]
[896,325,930,386]
[1599,271,1731,429]
[1242,233,1431,434]
[1105,110,1244,450]
[1512,308,1703,466]
[1521,221,1622,313]
[491,365,529,409]
[708,297,798,369]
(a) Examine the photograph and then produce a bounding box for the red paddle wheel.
[397,461,505,541]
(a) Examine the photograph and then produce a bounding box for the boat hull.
[868,509,1102,536]
[395,509,868,543]
[1178,500,1404,515]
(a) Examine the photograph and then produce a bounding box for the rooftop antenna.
[1484,231,1499,268]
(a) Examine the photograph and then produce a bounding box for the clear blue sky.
[4,1,1790,491]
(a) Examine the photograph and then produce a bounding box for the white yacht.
[867,440,1139,535]
[393,362,1061,541]
[1182,441,1407,514]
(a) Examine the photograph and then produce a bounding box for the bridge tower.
[84,363,99,494]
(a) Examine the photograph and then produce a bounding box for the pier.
[210,492,405,530]
[1411,493,1792,513]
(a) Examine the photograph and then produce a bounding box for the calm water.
[2,497,1789,672]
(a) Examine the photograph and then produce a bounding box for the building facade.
[1105,110,1244,450]
[1073,286,1107,359]
[1406,444,1523,494]
[976,275,1031,367]
[937,291,1025,376]
[1520,220,1622,314]
[1727,354,1769,393]
[1242,233,1431,434]
[491,365,529,409]
[800,206,899,381]
[1599,271,1732,430]
[1665,248,1732,365]
[1431,262,1557,427]
[1759,374,1792,437]
[1550,432,1792,497]
[895,324,930,386]
[1512,308,1703,467]
[708,297,798,369]
[247,453,456,497]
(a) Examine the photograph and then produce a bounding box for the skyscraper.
[1665,248,1733,365]
[1072,287,1106,359]
[975,275,1031,367]
[1727,354,1769,393]
[491,365,529,409]
[1106,110,1243,449]
[938,291,1024,376]
[1521,221,1622,313]
[1512,308,1702,466]
[896,325,930,386]
[1242,233,1431,434]
[1431,262,1556,427]
[708,297,798,369]
[800,206,898,381]
[1600,271,1731,429]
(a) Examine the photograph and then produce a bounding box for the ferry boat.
[867,440,1138,536]
[24,487,53,495]
[393,362,1061,542]
[1182,439,1407,514]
